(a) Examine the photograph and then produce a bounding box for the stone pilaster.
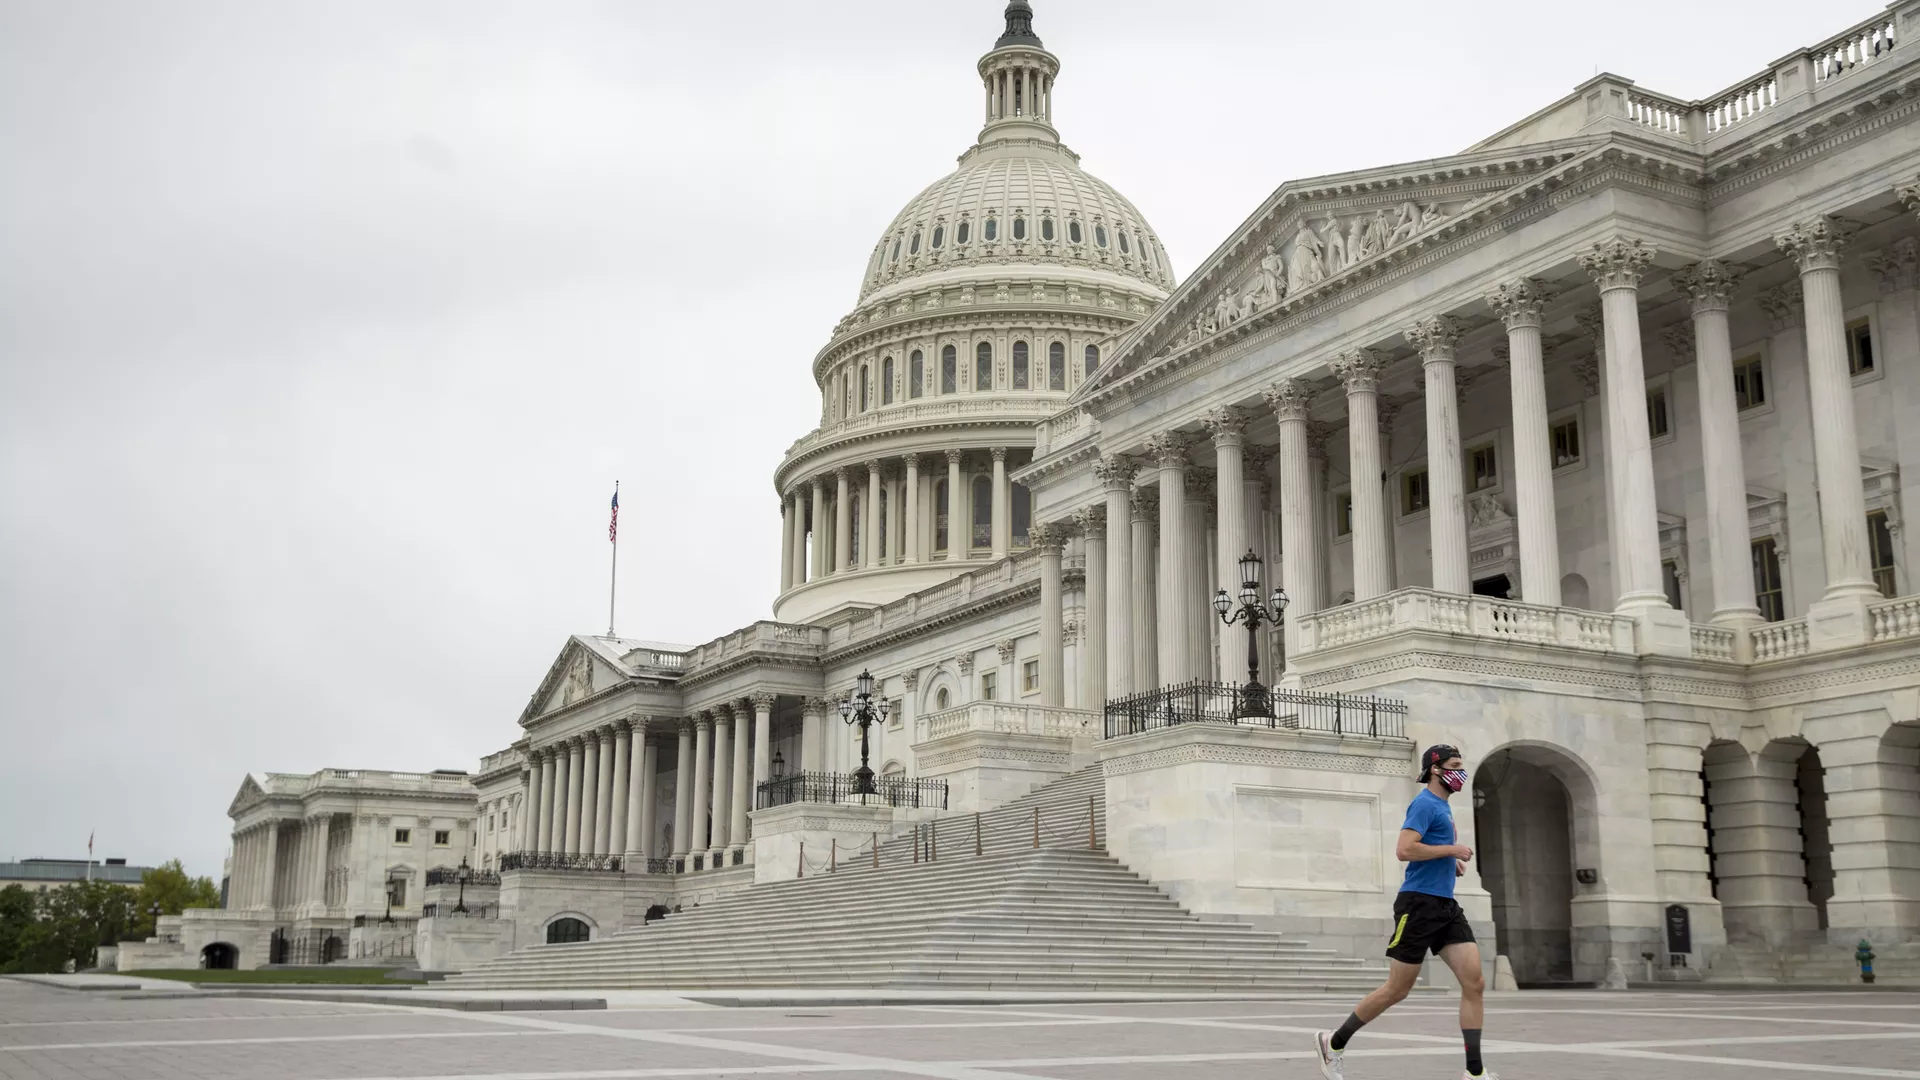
[1489,278,1563,606]
[991,447,1011,558]
[1407,316,1470,595]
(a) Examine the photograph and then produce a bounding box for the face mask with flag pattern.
[1440,768,1469,792]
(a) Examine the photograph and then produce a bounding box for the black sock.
[1464,1028,1483,1075]
[1329,1012,1366,1051]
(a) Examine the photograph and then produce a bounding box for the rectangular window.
[1402,469,1430,515]
[975,343,993,392]
[910,352,925,399]
[388,879,407,909]
[486,815,495,833]
[1334,493,1353,537]
[434,830,450,846]
[934,482,949,552]
[1662,559,1684,612]
[394,829,411,845]
[1551,416,1581,468]
[1647,384,1671,438]
[1469,444,1498,491]
[981,671,997,701]
[1022,659,1039,692]
[1868,510,1897,598]
[1847,317,1875,376]
[941,348,957,394]
[1752,537,1784,622]
[501,811,509,833]
[1733,355,1766,411]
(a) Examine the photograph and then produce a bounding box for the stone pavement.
[2,978,1917,1079]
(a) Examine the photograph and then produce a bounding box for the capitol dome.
[772,0,1173,626]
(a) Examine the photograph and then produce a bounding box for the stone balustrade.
[1869,596,1920,643]
[1296,588,1636,656]
[916,701,1098,744]
[1752,618,1812,662]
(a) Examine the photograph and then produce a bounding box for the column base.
[1808,593,1874,650]
[1621,602,1690,657]
[1711,609,1766,662]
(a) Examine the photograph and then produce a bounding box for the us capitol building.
[142,2,1920,989]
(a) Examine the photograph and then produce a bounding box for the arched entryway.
[200,942,238,970]
[1471,742,1603,986]
[545,917,591,944]
[321,936,343,964]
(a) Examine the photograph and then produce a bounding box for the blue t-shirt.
[1400,789,1457,898]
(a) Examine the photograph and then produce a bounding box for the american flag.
[609,485,619,544]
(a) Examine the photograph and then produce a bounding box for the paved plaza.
[3,980,1919,1080]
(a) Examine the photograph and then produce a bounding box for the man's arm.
[1396,828,1470,863]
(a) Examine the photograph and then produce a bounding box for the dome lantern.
[977,2,1059,147]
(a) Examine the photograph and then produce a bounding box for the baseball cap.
[1419,744,1463,782]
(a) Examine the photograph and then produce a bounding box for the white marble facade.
[221,2,1920,981]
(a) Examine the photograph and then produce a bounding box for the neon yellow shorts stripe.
[1388,914,1409,948]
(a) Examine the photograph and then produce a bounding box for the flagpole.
[608,481,619,637]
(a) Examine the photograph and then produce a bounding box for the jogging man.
[1315,745,1494,1080]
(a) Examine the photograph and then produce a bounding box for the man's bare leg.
[1441,942,1487,1075]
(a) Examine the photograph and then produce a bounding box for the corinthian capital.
[1144,431,1189,469]
[1405,315,1465,361]
[1028,522,1067,554]
[1578,237,1656,292]
[1486,278,1553,329]
[1203,406,1247,446]
[1073,503,1106,540]
[1128,485,1159,521]
[1669,259,1739,314]
[1898,177,1920,219]
[1331,348,1388,394]
[1092,453,1136,491]
[1262,378,1312,422]
[1774,215,1855,274]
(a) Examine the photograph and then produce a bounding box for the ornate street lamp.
[381,871,399,924]
[452,855,472,914]
[771,749,787,779]
[838,669,890,797]
[1214,549,1289,719]
[148,902,164,938]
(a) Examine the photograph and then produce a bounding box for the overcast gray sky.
[0,0,1856,880]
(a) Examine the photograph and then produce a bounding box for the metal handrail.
[1103,680,1410,741]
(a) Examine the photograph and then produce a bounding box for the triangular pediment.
[1075,139,1611,402]
[227,774,269,819]
[519,636,631,725]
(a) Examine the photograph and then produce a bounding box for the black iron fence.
[267,927,347,965]
[1104,680,1409,741]
[755,770,950,811]
[421,902,497,919]
[425,867,500,887]
[644,858,682,875]
[498,851,623,873]
[351,915,420,931]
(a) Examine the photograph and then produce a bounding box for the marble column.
[1776,216,1878,603]
[580,730,602,855]
[991,447,1011,558]
[996,640,1017,702]
[562,737,585,855]
[1147,432,1192,683]
[537,750,558,851]
[1206,408,1249,602]
[779,497,794,593]
[1035,523,1066,706]
[832,468,852,573]
[707,709,730,860]
[1243,443,1278,678]
[1333,349,1392,600]
[621,719,645,862]
[1184,472,1214,680]
[728,701,752,859]
[1308,423,1334,607]
[638,734,660,863]
[904,456,922,564]
[1578,239,1669,612]
[1488,279,1563,606]
[1408,317,1471,594]
[809,479,826,580]
[945,450,965,562]
[1376,399,1399,590]
[1265,379,1321,653]
[1129,487,1158,688]
[1096,456,1135,698]
[671,720,694,860]
[864,459,882,570]
[609,722,631,860]
[1672,261,1762,628]
[307,816,329,910]
[750,692,775,812]
[1075,504,1107,709]
[598,728,619,855]
[690,713,715,860]
[523,753,544,853]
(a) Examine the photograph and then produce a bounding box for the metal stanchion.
[797,840,805,879]
[1088,795,1098,849]
[975,812,983,856]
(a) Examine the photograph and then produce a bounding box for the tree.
[0,884,34,972]
[133,860,220,936]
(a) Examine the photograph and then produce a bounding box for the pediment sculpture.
[562,650,594,706]
[1468,492,1514,534]
[1283,200,1453,296]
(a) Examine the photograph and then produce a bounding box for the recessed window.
[1551,416,1582,468]
[1662,560,1685,611]
[1067,220,1081,244]
[934,479,949,552]
[981,671,997,701]
[1013,216,1027,241]
[1469,444,1498,491]
[1752,537,1784,621]
[976,342,993,391]
[1012,341,1030,389]
[908,231,921,255]
[1118,230,1131,254]
[394,829,411,845]
[909,351,924,399]
[1847,317,1875,375]
[501,811,509,832]
[1013,483,1031,547]
[984,217,998,242]
[1084,344,1100,379]
[972,475,991,549]
[941,345,957,393]
[1335,493,1353,537]
[882,357,895,405]
[1048,342,1065,390]
[957,221,971,245]
[1041,217,1055,242]
[931,226,945,250]
[1022,659,1040,692]
[859,365,870,412]
[890,238,901,263]
[434,830,450,847]
[486,815,495,833]
[1647,384,1671,438]
[1869,510,1897,597]
[936,687,950,709]
[1095,225,1109,248]
[1402,469,1431,514]
[1734,355,1766,411]
[546,917,590,944]
[1144,239,1156,268]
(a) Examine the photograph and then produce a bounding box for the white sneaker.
[1313,1031,1345,1079]
[1463,1071,1499,1079]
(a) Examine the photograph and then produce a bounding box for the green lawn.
[125,967,426,985]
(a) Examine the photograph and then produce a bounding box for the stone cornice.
[820,579,1041,667]
[778,410,1052,492]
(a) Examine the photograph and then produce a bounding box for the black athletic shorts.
[1385,890,1475,965]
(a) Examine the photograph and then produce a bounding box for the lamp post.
[380,871,398,924]
[148,902,163,938]
[1214,549,1289,719]
[837,669,890,797]
[452,856,472,915]
[771,749,786,779]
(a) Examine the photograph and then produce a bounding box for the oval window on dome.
[909,231,922,255]
[891,238,902,262]
[1041,217,1055,242]
[1012,217,1027,241]
[984,217,998,242]
[931,226,944,249]
[956,221,970,245]
[1118,230,1131,254]
[1094,225,1108,248]
[1068,220,1082,244]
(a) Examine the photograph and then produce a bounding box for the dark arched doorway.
[321,936,343,964]
[200,943,238,970]
[1472,744,1596,986]
[546,917,590,944]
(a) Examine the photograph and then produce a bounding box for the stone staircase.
[443,767,1393,992]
